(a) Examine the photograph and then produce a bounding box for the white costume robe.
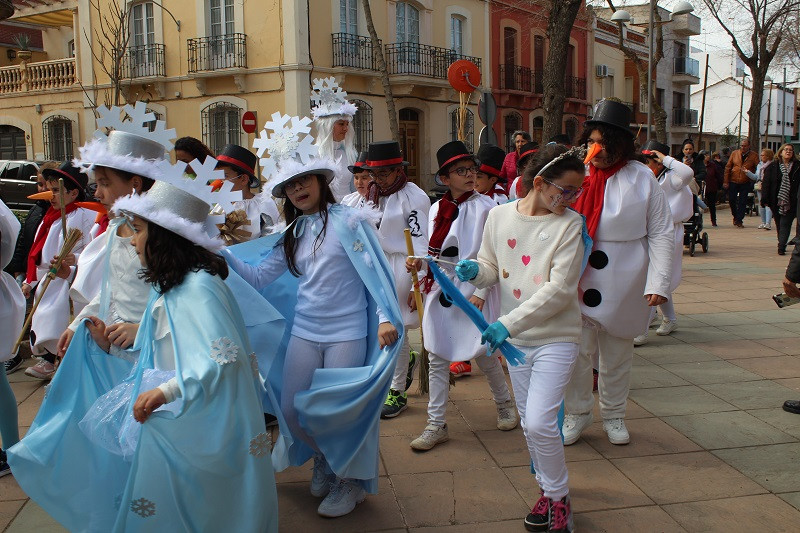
[341,191,367,209]
[657,156,694,292]
[1,201,25,361]
[234,193,281,240]
[330,143,357,202]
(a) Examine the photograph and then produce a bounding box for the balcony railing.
[673,108,699,127]
[498,64,543,93]
[188,33,247,73]
[674,56,700,77]
[332,33,381,70]
[120,44,166,79]
[384,42,481,79]
[565,76,587,100]
[0,58,76,94]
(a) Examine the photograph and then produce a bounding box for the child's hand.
[50,253,75,280]
[405,256,423,273]
[407,292,417,311]
[21,283,32,299]
[468,295,485,311]
[645,294,667,307]
[377,322,399,348]
[481,321,510,353]
[85,316,111,353]
[105,322,139,349]
[455,260,479,281]
[133,388,166,423]
[57,329,75,358]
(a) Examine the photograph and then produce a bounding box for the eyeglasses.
[450,166,478,177]
[542,178,584,202]
[368,169,397,179]
[225,173,245,182]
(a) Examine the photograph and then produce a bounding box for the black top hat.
[435,141,474,176]
[476,144,506,179]
[216,144,259,188]
[585,99,634,137]
[42,161,88,191]
[365,141,409,169]
[641,140,670,157]
[347,151,369,174]
[518,142,539,164]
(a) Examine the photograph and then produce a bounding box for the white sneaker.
[310,454,335,497]
[496,400,518,431]
[765,224,772,230]
[317,478,366,517]
[562,413,593,446]
[633,332,648,346]
[656,319,677,336]
[649,313,660,328]
[603,418,630,445]
[758,223,766,229]
[410,424,449,451]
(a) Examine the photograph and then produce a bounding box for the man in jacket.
[781,244,800,414]
[723,138,759,227]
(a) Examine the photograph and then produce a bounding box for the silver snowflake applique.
[539,232,550,241]
[254,112,317,180]
[94,102,176,150]
[353,239,364,252]
[249,432,271,457]
[249,352,259,376]
[95,105,127,132]
[130,497,156,518]
[311,76,348,109]
[209,337,239,365]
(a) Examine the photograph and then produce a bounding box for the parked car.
[0,160,46,209]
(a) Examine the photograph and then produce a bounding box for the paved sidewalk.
[3,217,800,532]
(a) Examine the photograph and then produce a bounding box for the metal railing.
[674,56,700,77]
[565,76,587,99]
[673,108,699,126]
[120,44,165,79]
[384,42,481,79]
[0,58,76,93]
[498,64,543,93]
[188,33,247,73]
[332,33,381,70]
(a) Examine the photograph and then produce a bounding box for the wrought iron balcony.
[673,108,699,127]
[499,64,543,93]
[565,76,587,100]
[332,33,381,70]
[188,33,247,73]
[384,42,481,79]
[120,44,165,79]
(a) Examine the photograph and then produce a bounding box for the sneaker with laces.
[410,424,449,451]
[380,389,407,419]
[496,400,518,431]
[524,492,550,531]
[317,478,366,517]
[548,496,574,533]
[562,412,592,446]
[4,353,23,375]
[656,318,677,336]
[310,454,335,497]
[765,224,772,230]
[758,223,766,229]
[24,358,56,380]
[603,417,630,445]
[405,350,419,391]
[633,332,648,346]
[0,450,10,479]
[449,361,472,377]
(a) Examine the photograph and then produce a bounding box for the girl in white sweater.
[456,144,587,533]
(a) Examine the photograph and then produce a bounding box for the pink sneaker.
[24,358,56,380]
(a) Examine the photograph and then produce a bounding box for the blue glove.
[481,321,510,353]
[455,259,479,281]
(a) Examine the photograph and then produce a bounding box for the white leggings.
[390,329,412,392]
[281,335,367,450]
[508,342,578,500]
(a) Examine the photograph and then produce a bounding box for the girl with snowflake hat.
[455,143,592,533]
[225,112,403,518]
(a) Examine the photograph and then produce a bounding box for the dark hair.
[46,173,86,201]
[98,166,155,192]
[512,130,532,142]
[522,144,585,193]
[682,138,695,150]
[139,221,228,294]
[175,136,214,163]
[281,175,337,277]
[578,123,635,166]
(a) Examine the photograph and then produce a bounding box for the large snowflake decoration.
[249,432,271,457]
[130,498,156,518]
[254,112,317,181]
[209,337,239,365]
[93,102,176,150]
[310,77,357,120]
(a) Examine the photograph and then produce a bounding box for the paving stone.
[663,411,797,449]
[584,417,702,459]
[555,459,653,512]
[635,343,719,364]
[0,501,24,532]
[474,429,530,468]
[628,364,690,389]
[748,407,800,440]
[718,323,795,339]
[775,378,800,393]
[410,520,522,532]
[694,339,785,359]
[392,471,454,528]
[380,432,494,476]
[713,443,800,493]
[668,327,741,344]
[452,468,529,524]
[746,308,800,323]
[4,500,66,533]
[701,380,798,410]
[755,337,800,355]
[629,385,736,416]
[682,312,755,327]
[730,355,800,379]
[779,492,800,513]
[659,360,762,385]
[574,505,687,533]
[663,494,800,532]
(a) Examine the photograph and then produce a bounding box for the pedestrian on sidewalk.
[499,130,531,192]
[754,149,774,230]
[704,152,723,227]
[723,138,759,227]
[761,144,800,255]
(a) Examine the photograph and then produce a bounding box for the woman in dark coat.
[703,152,722,227]
[762,143,800,255]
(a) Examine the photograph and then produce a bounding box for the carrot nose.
[584,143,603,164]
[74,201,107,214]
[210,179,224,192]
[28,191,54,201]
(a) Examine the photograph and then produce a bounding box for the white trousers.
[565,326,633,419]
[426,352,512,427]
[390,330,412,392]
[508,342,578,500]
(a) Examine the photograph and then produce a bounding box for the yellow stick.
[404,228,429,394]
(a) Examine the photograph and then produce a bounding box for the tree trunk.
[746,66,767,148]
[542,0,582,141]
[362,0,399,142]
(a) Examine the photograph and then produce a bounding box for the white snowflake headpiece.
[112,157,239,252]
[73,102,177,181]
[310,77,357,120]
[253,111,337,197]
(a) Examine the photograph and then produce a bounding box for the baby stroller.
[684,194,709,256]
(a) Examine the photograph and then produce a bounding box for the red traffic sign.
[241,111,258,134]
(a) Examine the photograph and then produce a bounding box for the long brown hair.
[281,175,337,277]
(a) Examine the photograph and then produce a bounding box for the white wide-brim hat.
[74,130,168,180]
[269,158,337,198]
[113,180,224,252]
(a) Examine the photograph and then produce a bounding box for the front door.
[399,108,420,186]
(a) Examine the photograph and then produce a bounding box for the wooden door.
[399,109,420,185]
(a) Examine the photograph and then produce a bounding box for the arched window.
[201,102,242,154]
[42,116,74,161]
[396,2,420,44]
[351,99,373,153]
[504,111,522,153]
[532,116,544,145]
[0,125,26,159]
[450,108,474,153]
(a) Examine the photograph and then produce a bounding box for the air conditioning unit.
[596,64,610,78]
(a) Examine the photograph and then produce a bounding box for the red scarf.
[572,159,627,240]
[366,171,408,205]
[26,203,79,283]
[424,190,473,292]
[483,185,506,199]
[515,176,525,199]
[95,213,110,236]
